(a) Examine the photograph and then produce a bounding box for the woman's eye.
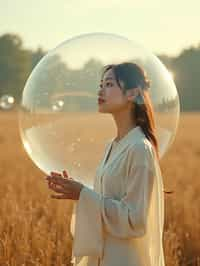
[106,82,112,86]
[100,82,113,88]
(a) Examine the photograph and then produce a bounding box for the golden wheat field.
[0,111,200,266]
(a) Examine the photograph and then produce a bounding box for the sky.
[1,0,200,57]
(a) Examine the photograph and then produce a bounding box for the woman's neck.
[112,110,137,142]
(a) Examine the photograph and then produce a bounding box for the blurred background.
[0,1,200,265]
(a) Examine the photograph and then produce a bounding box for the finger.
[50,172,62,177]
[48,182,66,194]
[47,177,67,187]
[45,175,50,180]
[51,194,68,199]
[51,193,73,199]
[46,175,56,181]
[46,175,54,182]
[63,170,69,178]
[63,171,74,180]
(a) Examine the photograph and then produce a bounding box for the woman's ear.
[126,87,140,102]
[127,95,136,102]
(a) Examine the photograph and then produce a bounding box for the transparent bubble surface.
[0,95,15,110]
[18,33,180,187]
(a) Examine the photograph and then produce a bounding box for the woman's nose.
[97,89,103,96]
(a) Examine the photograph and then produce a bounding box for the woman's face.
[98,68,131,114]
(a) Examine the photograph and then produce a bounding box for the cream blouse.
[70,126,165,266]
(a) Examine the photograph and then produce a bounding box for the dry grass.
[0,111,200,265]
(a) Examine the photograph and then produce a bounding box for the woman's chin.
[98,105,107,113]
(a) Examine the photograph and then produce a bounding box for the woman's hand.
[45,170,84,200]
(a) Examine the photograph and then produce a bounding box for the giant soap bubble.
[18,32,180,187]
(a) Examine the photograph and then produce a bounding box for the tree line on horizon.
[0,33,199,111]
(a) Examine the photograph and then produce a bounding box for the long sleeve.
[101,164,154,239]
[71,142,155,261]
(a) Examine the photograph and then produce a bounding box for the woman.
[46,62,166,266]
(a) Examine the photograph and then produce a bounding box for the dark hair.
[101,62,173,195]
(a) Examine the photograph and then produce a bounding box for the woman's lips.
[98,98,106,104]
